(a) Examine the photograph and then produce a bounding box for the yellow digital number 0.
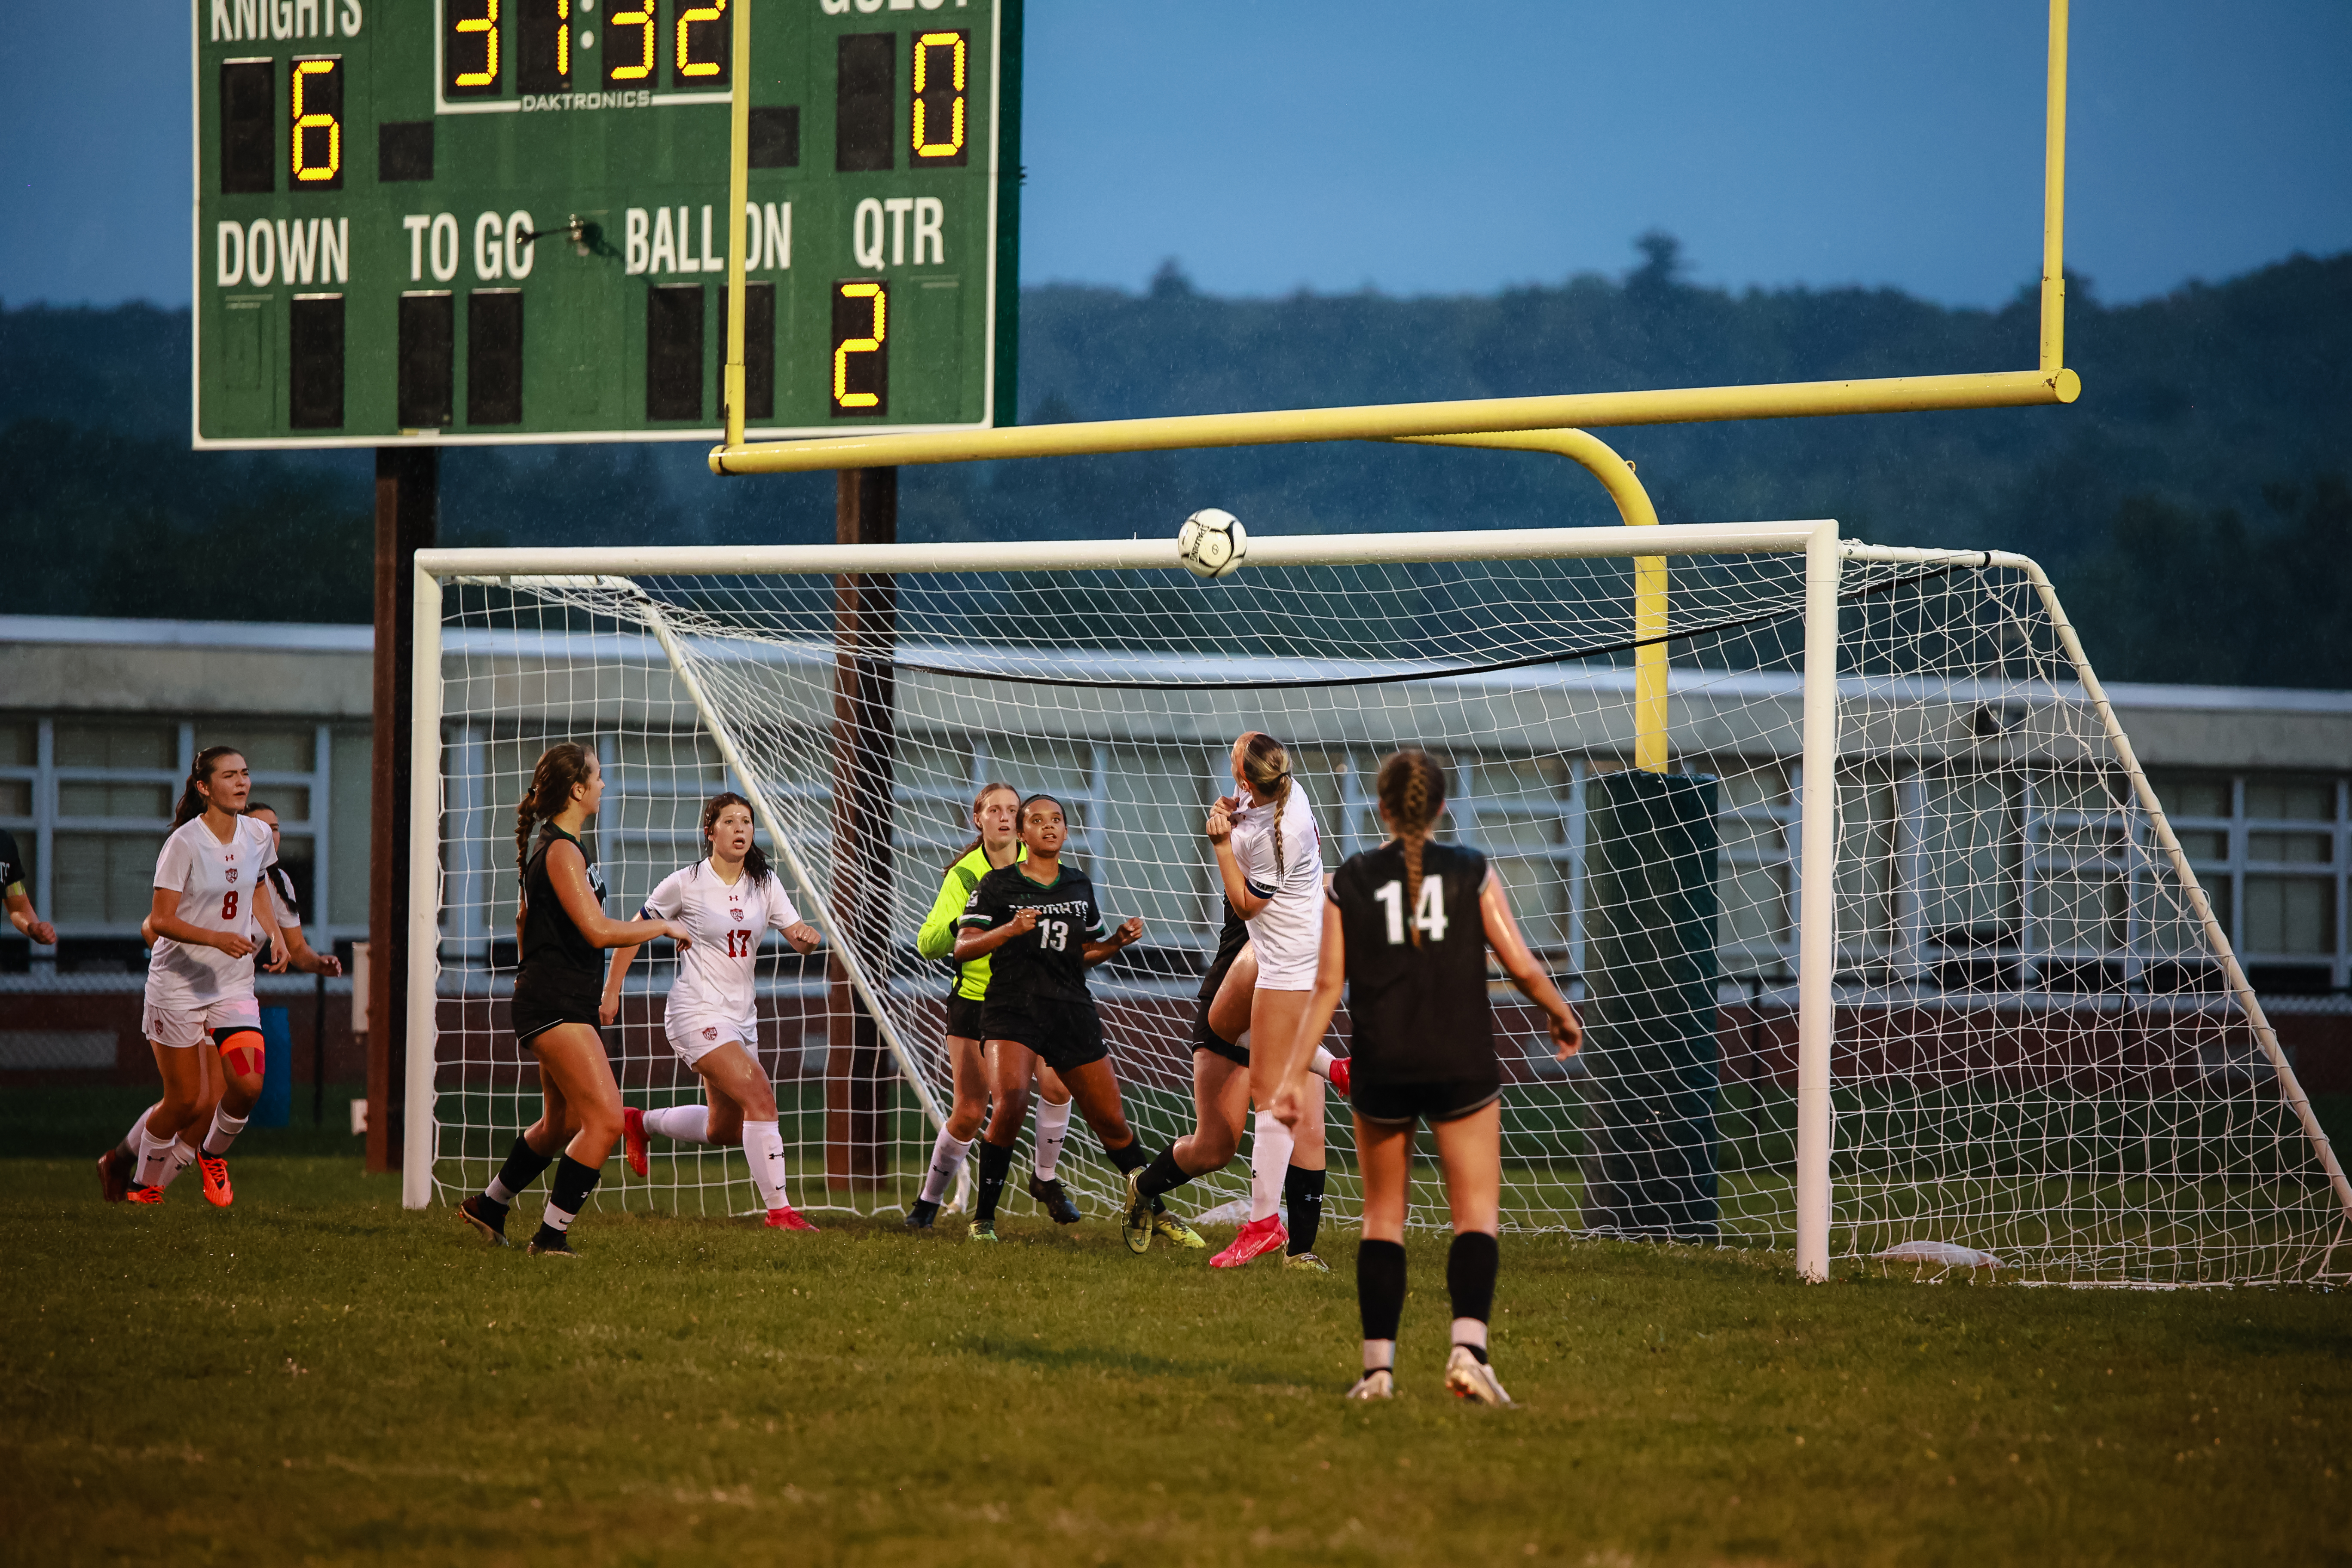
[912,32,966,159]
[609,0,655,81]
[455,0,500,89]
[292,60,340,182]
[677,0,725,79]
[834,282,886,410]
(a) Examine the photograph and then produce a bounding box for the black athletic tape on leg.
[1137,1147,1192,1200]
[1284,1164,1326,1256]
[1357,1239,1406,1344]
[973,1139,1016,1226]
[1446,1230,1499,1326]
[494,1133,557,1197]
[1103,1137,1150,1175]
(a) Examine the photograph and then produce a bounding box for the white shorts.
[666,1013,758,1068]
[143,995,263,1050]
[1246,926,1321,991]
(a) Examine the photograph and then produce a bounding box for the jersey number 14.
[1372,878,1447,944]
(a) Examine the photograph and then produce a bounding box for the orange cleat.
[1210,1213,1288,1269]
[622,1106,649,1177]
[763,1206,818,1232]
[97,1147,133,1203]
[1328,1056,1351,1096]
[126,1185,165,1206]
[198,1154,234,1208]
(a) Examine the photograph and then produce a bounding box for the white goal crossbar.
[401,520,2352,1283]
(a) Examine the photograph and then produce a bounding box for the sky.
[4,0,2349,309]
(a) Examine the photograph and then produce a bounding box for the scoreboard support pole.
[367,448,438,1176]
[826,468,898,1193]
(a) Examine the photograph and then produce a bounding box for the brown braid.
[1236,732,1293,881]
[516,743,596,869]
[1375,750,1448,946]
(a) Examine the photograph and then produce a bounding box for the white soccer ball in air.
[1176,508,1247,579]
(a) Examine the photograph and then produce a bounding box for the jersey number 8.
[220,890,239,921]
[1372,878,1447,945]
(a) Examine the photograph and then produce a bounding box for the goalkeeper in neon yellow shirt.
[904,781,1081,1230]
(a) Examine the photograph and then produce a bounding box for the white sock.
[1310,1046,1334,1080]
[1034,1097,1072,1181]
[136,1125,180,1188]
[543,1201,578,1233]
[1249,1109,1294,1223]
[156,1137,199,1191]
[919,1125,971,1204]
[122,1108,152,1161]
[1363,1338,1396,1374]
[203,1107,249,1158]
[1452,1318,1489,1353]
[742,1119,791,1212]
[487,1175,520,1204]
[644,1104,714,1145]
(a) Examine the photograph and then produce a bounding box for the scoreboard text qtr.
[193,0,1008,447]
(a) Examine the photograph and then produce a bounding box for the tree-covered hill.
[3,238,2346,685]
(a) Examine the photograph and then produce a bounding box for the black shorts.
[511,971,603,1045]
[944,992,986,1042]
[1350,1075,1502,1128]
[1193,915,1253,1064]
[981,998,1108,1074]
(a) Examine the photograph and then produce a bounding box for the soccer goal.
[398,519,2351,1286]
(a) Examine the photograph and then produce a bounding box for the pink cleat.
[621,1106,649,1177]
[1328,1056,1351,1096]
[1209,1213,1288,1269]
[764,1206,819,1232]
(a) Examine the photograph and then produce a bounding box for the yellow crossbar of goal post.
[712,0,2079,780]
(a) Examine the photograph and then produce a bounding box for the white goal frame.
[398,519,2352,1281]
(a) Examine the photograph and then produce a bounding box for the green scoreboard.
[192,0,1017,448]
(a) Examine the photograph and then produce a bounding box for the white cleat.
[1443,1345,1514,1408]
[1345,1367,1395,1400]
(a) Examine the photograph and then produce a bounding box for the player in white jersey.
[97,746,287,1207]
[605,792,824,1231]
[1126,732,1342,1269]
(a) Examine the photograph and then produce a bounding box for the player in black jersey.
[458,743,691,1258]
[1272,749,1580,1406]
[951,793,1170,1244]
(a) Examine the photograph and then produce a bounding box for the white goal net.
[407,522,2351,1286]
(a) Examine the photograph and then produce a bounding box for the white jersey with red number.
[1228,783,1326,985]
[641,861,802,1026]
[145,814,279,1008]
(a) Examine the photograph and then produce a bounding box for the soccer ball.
[1176,508,1247,579]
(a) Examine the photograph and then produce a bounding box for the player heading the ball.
[458,744,693,1259]
[605,792,824,1233]
[1270,749,1582,1406]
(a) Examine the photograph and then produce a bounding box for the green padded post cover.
[1580,769,1721,1240]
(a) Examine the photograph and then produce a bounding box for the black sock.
[1101,1138,1167,1211]
[1137,1147,1192,1200]
[973,1139,1016,1225]
[489,1134,555,1210]
[1357,1238,1406,1344]
[1447,1229,1499,1332]
[534,1153,603,1240]
[1284,1165,1326,1256]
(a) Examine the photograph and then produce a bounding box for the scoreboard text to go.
[193,0,1008,447]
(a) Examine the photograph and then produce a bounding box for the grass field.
[7,1127,2350,1567]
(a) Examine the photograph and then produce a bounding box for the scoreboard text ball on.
[193,0,1015,448]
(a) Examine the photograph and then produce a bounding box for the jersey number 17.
[1372,878,1447,945]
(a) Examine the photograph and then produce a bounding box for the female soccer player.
[457,743,691,1258]
[1126,732,1340,1268]
[0,826,57,949]
[602,792,824,1231]
[1272,748,1581,1406]
[97,746,285,1207]
[951,794,1164,1244]
[906,782,1081,1231]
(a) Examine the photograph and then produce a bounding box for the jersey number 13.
[1372,878,1448,945]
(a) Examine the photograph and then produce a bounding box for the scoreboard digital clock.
[192,0,1017,448]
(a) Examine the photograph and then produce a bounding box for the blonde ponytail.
[1236,732,1294,881]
